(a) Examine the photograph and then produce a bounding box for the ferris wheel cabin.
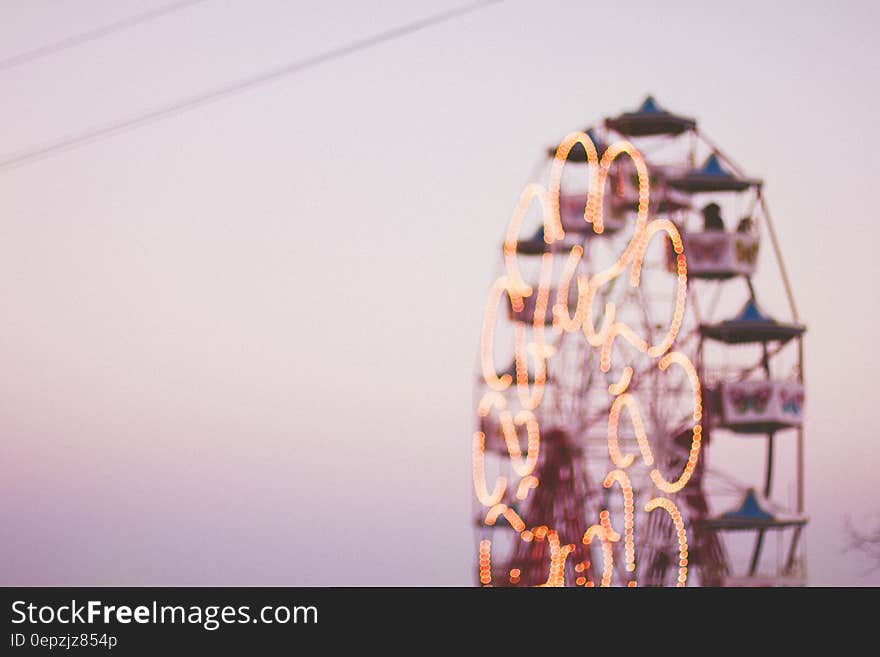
[701,299,805,346]
[604,96,696,137]
[701,488,807,531]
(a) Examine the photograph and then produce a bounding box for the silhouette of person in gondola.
[736,215,754,233]
[702,202,725,231]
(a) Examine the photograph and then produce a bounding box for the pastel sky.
[0,0,878,585]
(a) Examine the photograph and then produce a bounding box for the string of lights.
[474,130,700,586]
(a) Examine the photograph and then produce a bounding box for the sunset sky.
[1,0,878,585]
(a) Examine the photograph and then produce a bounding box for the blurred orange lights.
[547,132,599,240]
[645,498,689,586]
[479,539,492,586]
[472,431,505,507]
[651,352,702,494]
[516,475,539,500]
[582,524,615,587]
[509,568,521,585]
[473,131,700,587]
[484,504,526,533]
[604,470,636,573]
[543,531,574,587]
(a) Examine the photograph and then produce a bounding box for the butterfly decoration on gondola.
[728,386,772,415]
[734,239,759,265]
[688,237,727,263]
[780,389,804,415]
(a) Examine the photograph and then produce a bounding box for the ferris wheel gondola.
[701,299,806,345]
[701,488,807,530]
[605,96,696,136]
[669,153,762,193]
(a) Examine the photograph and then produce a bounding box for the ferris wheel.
[472,96,806,587]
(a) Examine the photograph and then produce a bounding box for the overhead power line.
[0,0,210,73]
[0,0,502,173]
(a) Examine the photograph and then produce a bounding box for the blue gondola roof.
[700,488,807,531]
[700,299,806,345]
[699,153,728,176]
[605,96,696,136]
[721,488,773,521]
[735,299,772,323]
[670,153,762,192]
[638,95,662,113]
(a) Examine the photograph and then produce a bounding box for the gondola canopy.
[669,153,762,193]
[700,299,805,345]
[605,96,696,137]
[700,488,807,531]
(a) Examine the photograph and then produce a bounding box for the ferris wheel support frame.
[703,130,806,578]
